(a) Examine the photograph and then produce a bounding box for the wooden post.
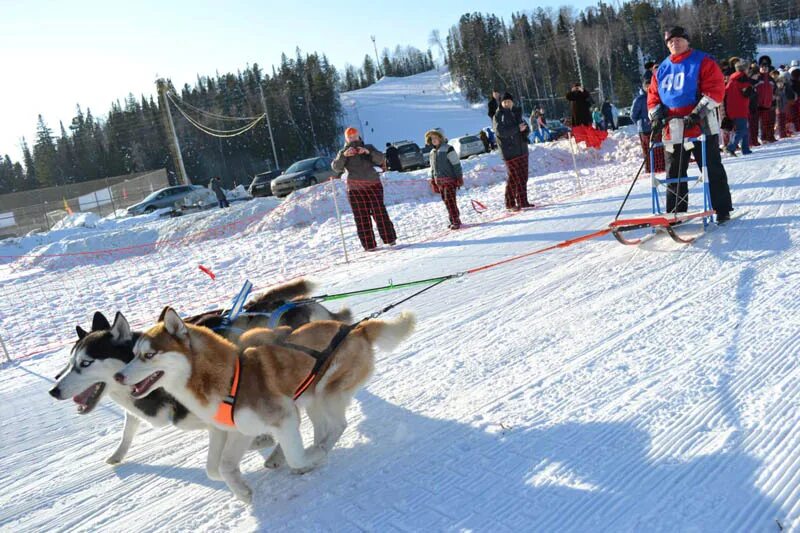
[156,79,189,185]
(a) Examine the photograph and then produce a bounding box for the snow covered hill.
[340,69,489,147]
[2,67,800,532]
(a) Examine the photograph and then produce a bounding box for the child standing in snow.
[426,129,463,229]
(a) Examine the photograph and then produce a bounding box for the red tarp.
[571,125,608,149]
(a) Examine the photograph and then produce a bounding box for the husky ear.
[76,325,88,339]
[110,312,132,342]
[157,306,171,322]
[163,308,188,339]
[92,312,111,331]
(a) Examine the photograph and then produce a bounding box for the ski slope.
[341,68,489,147]
[2,68,800,532]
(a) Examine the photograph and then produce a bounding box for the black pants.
[664,134,732,216]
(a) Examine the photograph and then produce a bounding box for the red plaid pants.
[347,181,397,250]
[639,132,665,173]
[503,153,530,209]
[759,108,776,142]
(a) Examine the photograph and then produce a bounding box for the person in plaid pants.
[492,92,533,211]
[426,129,463,229]
[332,127,397,251]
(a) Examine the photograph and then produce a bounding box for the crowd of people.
[330,25,797,251]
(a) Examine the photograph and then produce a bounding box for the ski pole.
[614,129,655,221]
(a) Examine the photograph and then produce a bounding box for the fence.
[0,169,169,237]
[0,136,642,363]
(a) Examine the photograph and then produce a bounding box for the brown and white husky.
[115,307,415,503]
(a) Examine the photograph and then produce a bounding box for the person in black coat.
[492,92,533,210]
[487,89,502,119]
[566,83,593,127]
[385,143,401,171]
[210,176,229,208]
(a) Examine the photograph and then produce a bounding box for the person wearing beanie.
[631,75,665,172]
[725,60,754,155]
[756,63,777,143]
[566,82,593,127]
[425,129,464,229]
[331,127,397,251]
[647,25,733,223]
[492,93,534,210]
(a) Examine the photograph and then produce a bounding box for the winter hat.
[424,129,445,144]
[664,26,689,43]
[344,127,359,138]
[501,92,514,102]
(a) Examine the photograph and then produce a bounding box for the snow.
[756,44,800,67]
[2,68,800,532]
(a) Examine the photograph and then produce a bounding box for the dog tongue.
[73,385,97,406]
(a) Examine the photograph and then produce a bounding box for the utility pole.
[569,26,584,88]
[371,35,381,77]
[258,83,280,170]
[156,79,189,185]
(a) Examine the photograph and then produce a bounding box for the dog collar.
[213,355,241,427]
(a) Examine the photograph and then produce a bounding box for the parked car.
[248,169,282,197]
[392,141,424,171]
[616,114,634,127]
[270,157,333,198]
[420,144,433,167]
[450,134,486,159]
[546,120,571,141]
[126,185,206,215]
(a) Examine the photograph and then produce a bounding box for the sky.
[0,0,599,164]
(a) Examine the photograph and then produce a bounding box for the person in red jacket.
[648,26,733,223]
[755,63,777,142]
[724,60,754,155]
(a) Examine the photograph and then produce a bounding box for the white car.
[450,135,486,159]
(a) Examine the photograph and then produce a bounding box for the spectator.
[478,129,491,152]
[484,127,498,150]
[647,26,733,222]
[331,127,397,251]
[601,99,616,130]
[747,63,762,147]
[592,107,604,130]
[631,75,665,172]
[566,83,593,126]
[492,92,533,210]
[724,60,753,156]
[530,108,551,143]
[756,63,777,143]
[385,142,401,171]
[791,68,800,133]
[488,89,502,119]
[425,129,463,229]
[772,70,796,139]
[210,176,229,208]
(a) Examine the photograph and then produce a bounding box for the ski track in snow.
[2,69,800,531]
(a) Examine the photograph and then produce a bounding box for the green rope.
[314,274,459,302]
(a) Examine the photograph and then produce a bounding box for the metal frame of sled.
[610,134,716,245]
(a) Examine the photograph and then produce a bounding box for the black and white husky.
[48,278,350,472]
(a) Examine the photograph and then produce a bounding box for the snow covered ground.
[2,68,800,532]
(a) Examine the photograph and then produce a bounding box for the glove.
[684,113,702,129]
[649,104,667,132]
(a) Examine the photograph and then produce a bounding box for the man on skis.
[648,26,733,223]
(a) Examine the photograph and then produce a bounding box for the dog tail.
[359,311,416,353]
[245,278,315,311]
[331,307,353,324]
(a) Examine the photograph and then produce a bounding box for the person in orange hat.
[332,127,397,251]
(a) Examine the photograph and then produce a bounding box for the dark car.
[420,144,433,167]
[392,141,424,171]
[270,157,333,198]
[126,185,206,215]
[248,169,282,197]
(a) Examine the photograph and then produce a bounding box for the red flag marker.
[198,265,216,280]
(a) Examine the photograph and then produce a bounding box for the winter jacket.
[331,140,385,188]
[725,71,752,119]
[566,88,593,126]
[385,145,401,171]
[210,179,226,200]
[647,48,725,142]
[755,73,775,109]
[631,90,651,133]
[775,83,797,111]
[488,97,500,119]
[601,101,613,124]
[493,107,530,161]
[429,143,463,186]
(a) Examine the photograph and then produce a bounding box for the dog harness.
[274,323,356,400]
[213,354,242,427]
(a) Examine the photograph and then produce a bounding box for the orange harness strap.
[213,355,241,427]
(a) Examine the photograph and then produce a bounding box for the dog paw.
[251,434,275,450]
[206,467,224,481]
[263,447,285,469]
[106,455,123,465]
[235,487,253,505]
